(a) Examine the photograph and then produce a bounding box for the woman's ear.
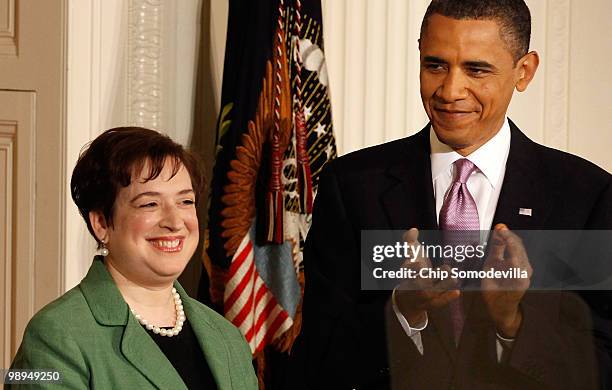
[515,51,540,92]
[89,211,109,243]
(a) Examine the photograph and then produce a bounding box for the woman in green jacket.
[9,127,258,389]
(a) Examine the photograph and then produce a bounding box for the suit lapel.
[121,318,187,390]
[381,127,438,230]
[492,122,555,229]
[176,285,234,389]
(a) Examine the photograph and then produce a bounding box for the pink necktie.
[439,158,479,344]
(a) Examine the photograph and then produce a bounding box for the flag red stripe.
[243,282,272,342]
[256,310,290,353]
[253,295,280,336]
[231,282,255,327]
[244,323,255,343]
[224,258,254,313]
[254,280,268,307]
[226,241,253,280]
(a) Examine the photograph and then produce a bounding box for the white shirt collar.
[430,118,511,189]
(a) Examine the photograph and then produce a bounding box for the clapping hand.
[394,228,460,326]
[481,224,533,337]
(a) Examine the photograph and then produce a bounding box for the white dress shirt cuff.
[495,332,516,362]
[392,287,428,354]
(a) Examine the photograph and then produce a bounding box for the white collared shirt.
[392,118,512,358]
[430,118,511,231]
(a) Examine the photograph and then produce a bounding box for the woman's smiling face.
[92,158,199,287]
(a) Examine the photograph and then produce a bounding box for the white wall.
[210,0,228,110]
[321,0,430,154]
[67,0,128,288]
[567,0,612,169]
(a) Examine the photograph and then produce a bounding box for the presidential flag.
[202,0,336,381]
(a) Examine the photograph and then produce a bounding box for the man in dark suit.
[289,0,612,389]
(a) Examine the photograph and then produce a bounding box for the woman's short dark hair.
[71,127,204,245]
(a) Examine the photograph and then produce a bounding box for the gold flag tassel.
[293,0,313,214]
[295,109,313,213]
[265,0,288,244]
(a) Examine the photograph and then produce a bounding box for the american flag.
[224,234,292,353]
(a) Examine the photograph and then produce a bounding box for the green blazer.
[9,257,258,389]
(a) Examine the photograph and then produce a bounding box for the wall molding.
[128,0,163,130]
[543,0,570,151]
[0,91,36,364]
[0,0,17,56]
[0,124,14,366]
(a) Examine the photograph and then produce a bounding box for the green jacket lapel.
[80,257,186,389]
[79,256,129,326]
[121,317,187,389]
[176,283,233,389]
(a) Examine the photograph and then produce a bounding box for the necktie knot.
[440,157,480,232]
[453,158,477,184]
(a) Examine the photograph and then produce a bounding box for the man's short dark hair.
[71,127,204,246]
[420,0,531,63]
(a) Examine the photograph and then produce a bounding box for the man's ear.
[515,51,539,92]
[89,210,109,243]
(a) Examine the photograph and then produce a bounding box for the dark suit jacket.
[289,121,611,389]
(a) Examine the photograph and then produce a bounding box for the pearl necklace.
[130,287,186,337]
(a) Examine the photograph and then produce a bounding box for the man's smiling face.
[419,14,532,156]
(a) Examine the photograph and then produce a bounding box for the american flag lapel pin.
[519,208,532,216]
